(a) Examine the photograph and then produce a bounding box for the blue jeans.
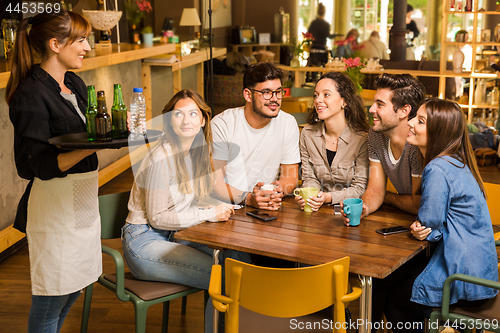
[27,291,81,333]
[122,223,251,333]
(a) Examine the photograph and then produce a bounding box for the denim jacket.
[411,156,498,307]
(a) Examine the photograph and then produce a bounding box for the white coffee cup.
[260,184,277,196]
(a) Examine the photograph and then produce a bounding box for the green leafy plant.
[343,57,365,92]
[125,0,152,27]
[141,26,153,34]
[294,32,314,58]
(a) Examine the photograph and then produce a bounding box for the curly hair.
[308,71,370,133]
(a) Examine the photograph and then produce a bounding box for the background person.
[307,3,334,67]
[211,62,300,211]
[295,72,369,211]
[6,11,101,332]
[122,90,251,333]
[335,28,359,58]
[387,98,498,332]
[359,31,389,60]
[406,4,420,44]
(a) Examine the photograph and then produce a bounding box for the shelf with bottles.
[470,109,499,128]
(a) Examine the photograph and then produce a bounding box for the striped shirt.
[367,128,422,195]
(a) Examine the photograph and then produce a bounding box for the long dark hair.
[422,98,485,197]
[6,11,91,105]
[308,71,370,133]
[161,90,213,198]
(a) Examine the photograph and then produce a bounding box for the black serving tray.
[49,129,163,150]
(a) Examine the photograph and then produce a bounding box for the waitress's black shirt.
[9,65,98,230]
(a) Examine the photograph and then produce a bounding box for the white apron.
[27,170,102,296]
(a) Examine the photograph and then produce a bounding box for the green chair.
[80,191,207,333]
[429,240,500,333]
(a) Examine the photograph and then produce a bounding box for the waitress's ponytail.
[5,18,32,106]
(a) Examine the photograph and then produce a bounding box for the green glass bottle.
[96,90,113,142]
[112,84,129,139]
[86,85,98,142]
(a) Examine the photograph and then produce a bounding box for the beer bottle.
[96,90,113,142]
[112,84,129,139]
[86,85,98,142]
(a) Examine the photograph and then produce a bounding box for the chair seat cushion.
[103,272,198,301]
[444,295,500,322]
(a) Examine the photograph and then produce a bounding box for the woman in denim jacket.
[385,98,499,330]
[295,72,369,211]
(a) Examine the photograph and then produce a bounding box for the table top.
[175,197,429,279]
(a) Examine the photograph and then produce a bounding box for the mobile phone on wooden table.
[376,226,410,235]
[246,210,277,221]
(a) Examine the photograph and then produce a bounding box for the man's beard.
[252,101,280,119]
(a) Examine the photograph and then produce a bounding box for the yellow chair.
[485,182,500,227]
[281,99,309,114]
[209,257,362,333]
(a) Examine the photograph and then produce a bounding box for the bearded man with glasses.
[211,62,300,210]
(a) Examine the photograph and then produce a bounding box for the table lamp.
[179,8,201,41]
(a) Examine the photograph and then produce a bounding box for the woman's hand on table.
[215,203,235,221]
[340,202,369,226]
[307,191,326,211]
[410,221,431,241]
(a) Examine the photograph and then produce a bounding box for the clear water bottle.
[130,87,147,139]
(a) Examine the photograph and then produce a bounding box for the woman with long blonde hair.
[122,90,250,333]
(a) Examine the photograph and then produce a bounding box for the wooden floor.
[1,163,498,332]
[0,171,209,332]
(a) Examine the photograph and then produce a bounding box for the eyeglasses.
[249,88,286,100]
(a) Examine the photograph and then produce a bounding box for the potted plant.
[283,80,293,97]
[142,26,154,45]
[125,0,152,44]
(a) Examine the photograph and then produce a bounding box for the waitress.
[6,11,101,332]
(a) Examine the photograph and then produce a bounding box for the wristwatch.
[240,191,249,206]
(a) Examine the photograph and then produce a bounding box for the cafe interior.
[1,0,500,332]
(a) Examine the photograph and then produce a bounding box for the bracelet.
[239,191,249,206]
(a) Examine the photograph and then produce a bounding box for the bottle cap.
[133,87,143,92]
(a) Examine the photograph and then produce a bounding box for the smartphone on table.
[376,226,410,235]
[246,210,277,221]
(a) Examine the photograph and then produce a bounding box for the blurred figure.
[336,28,359,58]
[406,4,420,44]
[307,3,334,67]
[359,31,389,60]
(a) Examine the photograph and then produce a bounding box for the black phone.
[246,210,277,221]
[376,226,410,236]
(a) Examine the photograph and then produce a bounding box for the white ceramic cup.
[260,184,277,196]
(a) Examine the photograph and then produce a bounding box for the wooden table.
[175,197,429,333]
